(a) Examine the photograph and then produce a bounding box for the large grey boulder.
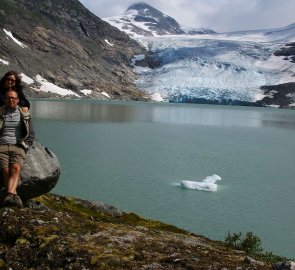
[273,261,295,270]
[0,141,61,203]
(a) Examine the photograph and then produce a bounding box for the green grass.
[225,231,293,264]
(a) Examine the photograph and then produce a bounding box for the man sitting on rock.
[0,89,35,208]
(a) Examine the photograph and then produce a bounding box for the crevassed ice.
[133,35,294,102]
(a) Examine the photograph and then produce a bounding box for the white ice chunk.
[180,174,222,192]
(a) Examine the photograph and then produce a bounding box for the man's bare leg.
[2,167,10,191]
[6,163,22,194]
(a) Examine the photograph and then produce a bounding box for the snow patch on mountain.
[104,39,114,46]
[3,29,27,48]
[104,12,162,37]
[20,73,34,85]
[34,75,81,98]
[80,89,92,96]
[0,59,9,65]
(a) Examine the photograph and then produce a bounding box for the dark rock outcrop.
[257,82,295,109]
[273,261,295,270]
[0,141,60,203]
[274,42,295,63]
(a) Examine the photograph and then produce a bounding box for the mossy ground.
[0,193,273,269]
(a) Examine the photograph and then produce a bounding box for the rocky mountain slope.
[0,193,291,269]
[0,0,150,101]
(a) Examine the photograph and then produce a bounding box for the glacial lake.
[30,99,295,258]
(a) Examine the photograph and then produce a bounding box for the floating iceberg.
[180,174,222,192]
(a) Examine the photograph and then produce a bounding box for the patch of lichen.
[36,194,118,222]
[35,194,192,235]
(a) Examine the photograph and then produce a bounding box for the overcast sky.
[79,0,295,32]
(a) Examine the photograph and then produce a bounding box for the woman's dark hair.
[0,70,23,91]
[0,70,30,108]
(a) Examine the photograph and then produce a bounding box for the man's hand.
[22,107,29,112]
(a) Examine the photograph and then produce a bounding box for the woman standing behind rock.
[0,70,30,110]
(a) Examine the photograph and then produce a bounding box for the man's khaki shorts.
[0,144,26,170]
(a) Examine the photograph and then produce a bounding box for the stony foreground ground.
[0,193,285,269]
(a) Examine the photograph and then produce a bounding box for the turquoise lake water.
[30,99,295,258]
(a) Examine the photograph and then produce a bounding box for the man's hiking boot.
[1,193,23,208]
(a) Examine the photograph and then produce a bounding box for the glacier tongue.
[133,35,294,103]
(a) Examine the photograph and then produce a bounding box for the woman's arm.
[18,89,30,109]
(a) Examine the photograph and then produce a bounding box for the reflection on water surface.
[30,99,295,129]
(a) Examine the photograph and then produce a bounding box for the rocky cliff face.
[0,0,150,101]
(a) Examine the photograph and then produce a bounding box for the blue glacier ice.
[132,35,295,103]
